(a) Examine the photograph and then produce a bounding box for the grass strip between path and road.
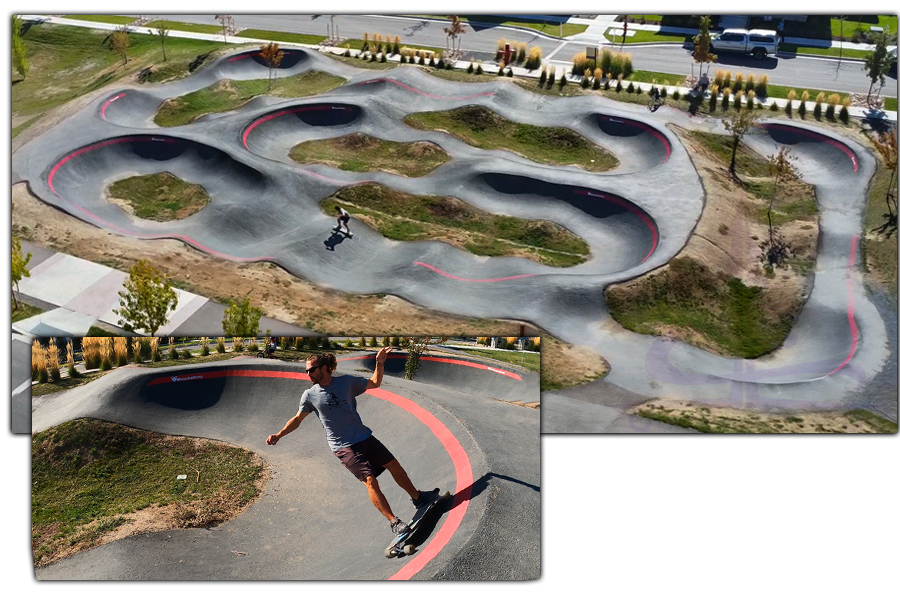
[447,347,540,372]
[632,400,898,433]
[12,302,44,323]
[409,15,588,37]
[62,15,138,25]
[32,418,266,566]
[290,133,450,178]
[324,183,589,268]
[404,105,619,172]
[154,71,347,126]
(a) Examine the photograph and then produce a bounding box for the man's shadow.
[324,229,350,251]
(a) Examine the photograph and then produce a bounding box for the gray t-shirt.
[299,375,372,451]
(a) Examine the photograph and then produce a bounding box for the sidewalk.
[12,240,310,337]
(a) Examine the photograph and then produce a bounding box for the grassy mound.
[606,257,801,358]
[107,172,210,221]
[289,133,450,177]
[32,418,265,566]
[323,183,589,267]
[155,71,347,126]
[404,105,619,172]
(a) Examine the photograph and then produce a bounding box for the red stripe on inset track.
[827,235,860,375]
[145,368,472,579]
[373,387,472,581]
[338,354,523,380]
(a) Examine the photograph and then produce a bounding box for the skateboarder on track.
[334,206,353,237]
[266,346,438,538]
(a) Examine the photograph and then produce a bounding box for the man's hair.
[308,353,337,373]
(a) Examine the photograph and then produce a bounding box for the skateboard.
[385,489,451,558]
[332,226,353,238]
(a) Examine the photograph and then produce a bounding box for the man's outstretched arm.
[267,411,309,445]
[366,346,393,389]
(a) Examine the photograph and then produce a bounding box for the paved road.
[134,14,898,97]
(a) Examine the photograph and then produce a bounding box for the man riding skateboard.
[266,346,439,539]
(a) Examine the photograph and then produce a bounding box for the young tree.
[763,147,800,266]
[222,297,264,337]
[215,15,234,41]
[872,128,898,232]
[12,15,29,79]
[443,15,466,55]
[691,15,716,80]
[151,21,170,61]
[11,237,32,311]
[723,108,761,177]
[110,25,131,65]
[399,337,448,380]
[260,42,284,91]
[114,260,179,336]
[864,32,893,105]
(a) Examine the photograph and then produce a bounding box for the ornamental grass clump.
[839,97,851,123]
[114,336,128,366]
[814,92,825,120]
[47,339,61,382]
[525,46,542,70]
[746,90,756,110]
[721,87,731,110]
[709,84,719,111]
[150,337,161,361]
[132,337,143,364]
[67,339,80,378]
[799,91,809,118]
[826,93,840,121]
[33,339,48,383]
[756,75,768,97]
[786,89,796,117]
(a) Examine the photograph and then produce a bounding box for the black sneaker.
[390,517,410,537]
[412,488,440,509]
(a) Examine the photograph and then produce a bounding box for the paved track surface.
[31,356,540,580]
[13,45,895,431]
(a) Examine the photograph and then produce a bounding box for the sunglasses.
[305,364,325,374]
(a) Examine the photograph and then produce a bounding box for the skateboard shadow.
[324,230,348,251]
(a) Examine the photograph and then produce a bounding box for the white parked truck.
[710,28,779,60]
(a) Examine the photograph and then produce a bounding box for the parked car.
[710,28,779,60]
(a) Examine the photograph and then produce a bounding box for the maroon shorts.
[334,435,396,482]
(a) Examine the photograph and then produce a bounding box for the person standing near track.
[266,346,438,538]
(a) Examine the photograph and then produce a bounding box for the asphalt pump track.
[12,45,895,430]
[31,353,540,580]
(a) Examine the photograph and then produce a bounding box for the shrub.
[745,73,755,94]
[786,89,796,117]
[476,62,484,75]
[592,76,601,90]
[672,89,680,100]
[615,77,622,92]
[538,65,547,87]
[660,87,668,97]
[437,58,444,68]
[497,61,506,76]
[756,74,768,97]
[747,90,756,110]
[626,81,635,93]
[547,68,556,87]
[636,84,643,95]
[322,337,331,349]
[734,72,743,93]
[182,348,193,359]
[713,69,725,89]
[581,76,591,89]
[506,68,513,77]
[399,54,407,64]
[839,98,851,123]
[734,90,744,111]
[721,70,732,90]
[516,41,527,63]
[429,56,436,67]
[217,337,226,353]
[391,336,401,347]
[495,38,506,61]
[467,62,474,74]
[559,73,567,88]
[769,101,779,112]
[382,336,390,347]
[525,46,542,70]
[825,93,840,121]
[709,84,718,111]
[380,53,387,63]
[721,87,731,110]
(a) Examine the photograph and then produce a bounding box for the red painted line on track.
[145,368,472,580]
[573,188,658,262]
[46,137,275,263]
[242,104,340,149]
[360,78,495,101]
[598,115,671,162]
[100,93,126,121]
[412,261,539,283]
[338,354,523,380]
[763,123,859,173]
[827,235,860,375]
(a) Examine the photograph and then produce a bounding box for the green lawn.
[12,302,43,323]
[451,347,540,372]
[237,29,326,45]
[145,20,223,35]
[404,105,619,172]
[12,23,228,122]
[62,15,137,25]
[831,15,898,38]
[604,29,691,44]
[289,133,450,178]
[154,70,347,126]
[411,15,587,37]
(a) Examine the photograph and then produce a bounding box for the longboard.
[385,490,452,558]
